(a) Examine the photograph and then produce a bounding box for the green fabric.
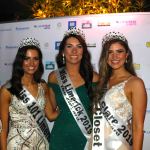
[48,82,96,150]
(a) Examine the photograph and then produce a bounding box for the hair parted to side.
[56,28,94,103]
[8,38,44,98]
[93,32,136,110]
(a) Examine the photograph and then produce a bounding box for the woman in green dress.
[48,28,99,150]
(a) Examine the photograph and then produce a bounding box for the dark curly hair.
[56,34,93,99]
[8,45,44,98]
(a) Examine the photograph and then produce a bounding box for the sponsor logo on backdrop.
[16,27,30,31]
[4,62,13,66]
[43,42,50,49]
[34,24,51,29]
[68,21,76,29]
[57,22,62,28]
[55,41,61,50]
[97,22,111,26]
[0,28,12,32]
[82,21,92,29]
[45,61,55,70]
[116,20,136,26]
[133,63,140,70]
[87,43,96,47]
[144,130,150,135]
[146,41,150,48]
[5,45,18,49]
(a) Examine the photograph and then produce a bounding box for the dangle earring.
[62,53,65,64]
[125,59,128,63]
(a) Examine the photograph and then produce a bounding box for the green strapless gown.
[48,82,94,150]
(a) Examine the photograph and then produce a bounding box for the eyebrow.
[108,48,125,51]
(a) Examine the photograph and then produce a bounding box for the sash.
[19,86,51,141]
[92,100,132,150]
[56,67,92,148]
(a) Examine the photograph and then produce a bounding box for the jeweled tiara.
[19,37,40,49]
[64,27,86,40]
[102,31,127,46]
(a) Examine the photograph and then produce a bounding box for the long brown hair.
[93,38,136,110]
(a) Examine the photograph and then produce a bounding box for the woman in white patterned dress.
[0,38,59,150]
[92,32,147,150]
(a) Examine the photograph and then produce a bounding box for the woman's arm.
[131,77,147,150]
[42,82,59,121]
[47,71,58,110]
[0,87,11,150]
[43,71,60,121]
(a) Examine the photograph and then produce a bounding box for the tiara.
[64,27,86,40]
[19,37,40,49]
[102,31,127,46]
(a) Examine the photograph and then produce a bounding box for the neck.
[22,74,35,86]
[111,68,130,78]
[66,64,80,76]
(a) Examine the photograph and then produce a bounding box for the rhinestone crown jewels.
[102,31,127,46]
[64,27,85,40]
[19,37,40,49]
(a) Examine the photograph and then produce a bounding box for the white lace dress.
[7,84,49,150]
[103,80,132,150]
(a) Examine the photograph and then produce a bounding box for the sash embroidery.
[92,104,104,150]
[19,86,50,141]
[56,67,92,140]
[92,100,132,149]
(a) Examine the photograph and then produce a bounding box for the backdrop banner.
[0,12,150,149]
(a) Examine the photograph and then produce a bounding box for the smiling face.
[63,37,83,65]
[23,49,40,76]
[107,42,128,70]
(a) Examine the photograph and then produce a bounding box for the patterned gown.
[7,84,49,150]
[102,80,132,150]
[48,82,95,150]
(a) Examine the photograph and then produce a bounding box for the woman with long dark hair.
[0,38,59,149]
[48,28,99,150]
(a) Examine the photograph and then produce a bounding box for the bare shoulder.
[0,85,11,103]
[48,70,57,84]
[93,71,99,82]
[127,76,146,90]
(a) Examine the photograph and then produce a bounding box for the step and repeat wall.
[0,12,150,149]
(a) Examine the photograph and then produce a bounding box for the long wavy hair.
[56,34,93,99]
[8,45,44,98]
[93,39,136,109]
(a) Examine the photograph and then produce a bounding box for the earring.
[125,59,128,63]
[62,53,65,64]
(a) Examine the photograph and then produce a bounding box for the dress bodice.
[6,83,49,149]
[9,84,46,128]
[48,82,96,150]
[103,80,132,150]
[104,80,132,123]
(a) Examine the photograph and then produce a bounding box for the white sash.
[19,86,51,142]
[92,100,132,150]
[56,67,92,149]
[92,104,104,150]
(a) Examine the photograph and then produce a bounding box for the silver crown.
[102,31,127,46]
[19,37,40,49]
[64,27,86,40]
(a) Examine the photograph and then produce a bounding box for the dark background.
[0,0,150,23]
[0,0,33,22]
